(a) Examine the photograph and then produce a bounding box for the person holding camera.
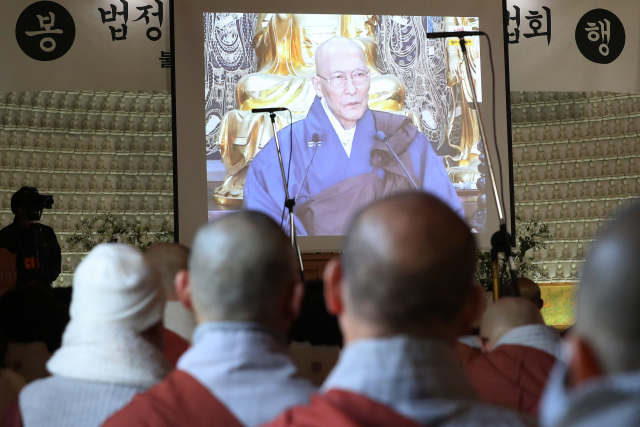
[0,187,61,287]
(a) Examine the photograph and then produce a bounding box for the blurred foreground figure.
[144,243,195,366]
[265,193,535,427]
[105,212,316,427]
[466,297,560,415]
[540,204,640,427]
[19,244,168,427]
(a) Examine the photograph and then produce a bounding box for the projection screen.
[173,0,513,250]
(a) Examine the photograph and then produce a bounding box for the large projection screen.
[173,0,513,250]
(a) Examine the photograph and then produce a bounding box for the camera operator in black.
[0,187,61,287]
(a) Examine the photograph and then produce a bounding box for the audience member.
[0,286,68,383]
[104,212,316,427]
[265,193,534,427]
[466,297,560,415]
[503,278,544,310]
[143,243,194,366]
[288,279,342,386]
[0,187,61,287]
[19,243,169,427]
[478,297,561,357]
[540,204,640,427]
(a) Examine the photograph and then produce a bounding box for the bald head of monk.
[572,203,640,375]
[324,192,483,344]
[479,297,545,353]
[175,211,302,332]
[144,243,190,301]
[312,37,370,130]
[503,278,544,310]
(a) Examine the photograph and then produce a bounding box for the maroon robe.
[162,328,190,368]
[1,397,22,427]
[455,342,481,366]
[465,344,557,416]
[103,370,242,427]
[262,389,425,427]
[295,111,419,236]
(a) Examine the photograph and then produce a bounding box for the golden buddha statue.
[213,13,406,205]
[442,16,481,184]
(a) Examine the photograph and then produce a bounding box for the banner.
[507,0,640,92]
[0,0,170,91]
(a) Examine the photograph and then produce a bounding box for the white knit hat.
[70,243,164,333]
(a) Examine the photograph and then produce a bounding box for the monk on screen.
[244,37,463,236]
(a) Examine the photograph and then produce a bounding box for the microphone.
[373,131,419,190]
[373,131,388,142]
[427,31,485,39]
[251,107,289,113]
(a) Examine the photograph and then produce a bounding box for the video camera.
[12,187,54,221]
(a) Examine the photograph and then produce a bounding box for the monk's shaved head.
[144,243,190,300]
[189,211,298,323]
[577,203,640,373]
[342,192,477,333]
[313,36,369,130]
[503,278,543,310]
[315,37,365,76]
[480,297,545,350]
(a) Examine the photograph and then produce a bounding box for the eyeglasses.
[317,69,370,89]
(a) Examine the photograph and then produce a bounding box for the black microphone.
[373,131,388,142]
[427,31,485,39]
[373,131,419,190]
[311,133,320,145]
[251,107,289,113]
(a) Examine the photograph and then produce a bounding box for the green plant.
[66,213,174,252]
[476,215,551,291]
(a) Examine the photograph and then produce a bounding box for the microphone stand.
[267,112,306,283]
[374,133,419,191]
[454,34,519,299]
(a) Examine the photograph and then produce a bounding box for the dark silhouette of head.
[503,277,544,310]
[324,192,481,344]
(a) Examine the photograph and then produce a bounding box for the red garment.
[455,342,481,366]
[465,344,557,416]
[1,397,22,427]
[163,328,190,368]
[263,389,425,427]
[103,370,242,427]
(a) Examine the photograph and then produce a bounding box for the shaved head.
[342,192,477,333]
[503,278,543,310]
[144,243,190,300]
[315,37,365,76]
[189,211,298,323]
[577,204,640,373]
[313,37,369,130]
[480,297,545,350]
